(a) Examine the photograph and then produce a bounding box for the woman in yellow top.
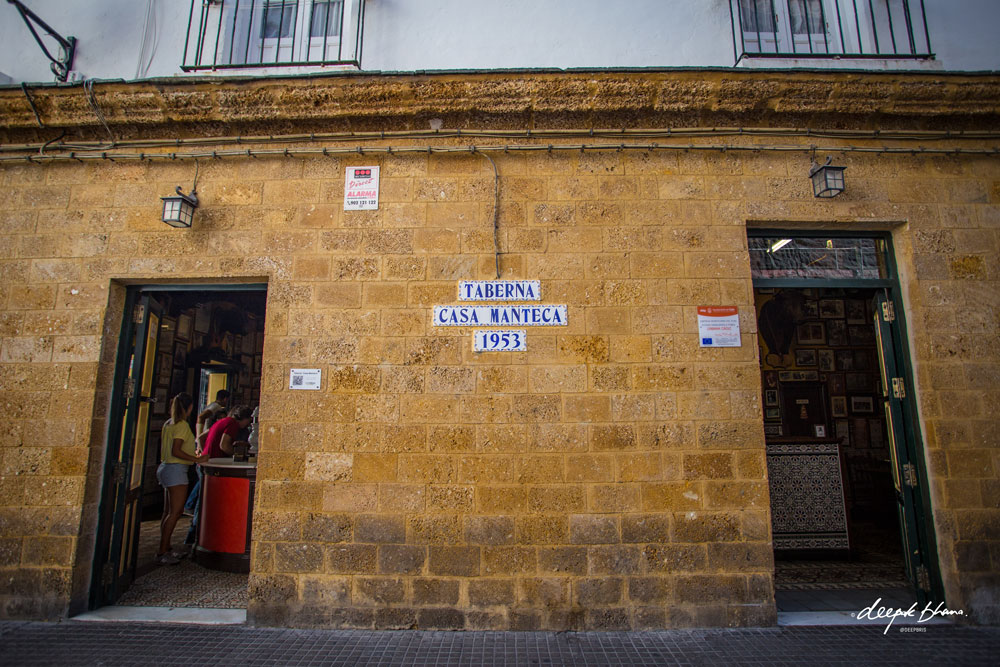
[155,392,208,565]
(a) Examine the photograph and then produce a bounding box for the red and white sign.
[344,166,380,211]
[697,306,741,348]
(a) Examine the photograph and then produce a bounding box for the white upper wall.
[0,0,997,85]
[360,0,732,71]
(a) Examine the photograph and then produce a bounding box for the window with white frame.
[183,0,359,70]
[734,0,933,59]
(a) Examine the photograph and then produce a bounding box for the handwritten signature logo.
[855,598,964,634]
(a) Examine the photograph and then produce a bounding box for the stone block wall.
[0,71,998,627]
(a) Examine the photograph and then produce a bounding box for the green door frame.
[89,282,267,610]
[749,229,943,603]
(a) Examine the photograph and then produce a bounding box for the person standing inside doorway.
[156,392,208,565]
[196,390,230,436]
[184,390,230,517]
[184,405,253,546]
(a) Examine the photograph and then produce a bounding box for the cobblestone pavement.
[1,620,998,665]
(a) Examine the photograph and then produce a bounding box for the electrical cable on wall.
[83,79,117,149]
[2,141,997,165]
[135,0,160,79]
[476,149,502,280]
[3,126,999,154]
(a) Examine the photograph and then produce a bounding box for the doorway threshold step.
[72,606,246,625]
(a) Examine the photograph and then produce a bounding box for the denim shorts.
[156,462,190,488]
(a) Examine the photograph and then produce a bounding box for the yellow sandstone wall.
[0,71,998,627]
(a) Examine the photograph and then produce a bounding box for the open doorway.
[89,285,267,612]
[749,232,941,614]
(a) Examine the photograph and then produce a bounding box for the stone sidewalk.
[2,620,999,665]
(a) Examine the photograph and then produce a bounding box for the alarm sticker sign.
[697,305,741,347]
[344,166,380,211]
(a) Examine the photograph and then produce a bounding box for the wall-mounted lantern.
[161,161,199,228]
[809,157,846,198]
[161,186,198,228]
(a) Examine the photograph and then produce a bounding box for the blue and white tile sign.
[435,281,567,351]
[458,280,540,301]
[473,330,527,352]
[432,305,568,327]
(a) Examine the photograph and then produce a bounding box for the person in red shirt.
[183,405,254,546]
[202,405,253,459]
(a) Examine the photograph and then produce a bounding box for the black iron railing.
[181,0,365,71]
[729,0,933,63]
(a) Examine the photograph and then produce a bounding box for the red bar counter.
[193,457,256,573]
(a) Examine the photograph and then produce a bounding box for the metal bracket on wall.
[6,0,77,82]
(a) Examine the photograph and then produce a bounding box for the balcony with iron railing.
[728,0,933,64]
[182,0,365,71]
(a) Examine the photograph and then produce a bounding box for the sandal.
[155,552,181,565]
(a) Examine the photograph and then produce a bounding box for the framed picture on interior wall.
[193,333,205,350]
[765,407,781,420]
[846,372,871,393]
[818,299,845,319]
[764,389,778,406]
[194,306,210,334]
[851,396,875,414]
[154,387,168,414]
[818,349,835,372]
[158,354,172,382]
[829,373,845,395]
[835,419,850,443]
[795,348,817,366]
[796,322,826,346]
[177,313,193,341]
[778,370,819,382]
[170,368,185,396]
[159,317,175,349]
[779,382,828,437]
[814,424,827,438]
[851,417,870,447]
[803,300,819,319]
[846,299,867,324]
[826,319,848,346]
[173,342,187,368]
[869,419,884,448]
[853,350,871,370]
[831,396,848,417]
[848,325,875,346]
[234,335,243,355]
[253,356,262,374]
[763,424,783,437]
[835,350,853,371]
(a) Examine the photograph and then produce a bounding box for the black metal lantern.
[809,157,846,198]
[161,186,198,228]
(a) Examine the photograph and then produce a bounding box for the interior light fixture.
[809,157,846,198]
[161,161,199,228]
[770,239,792,253]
